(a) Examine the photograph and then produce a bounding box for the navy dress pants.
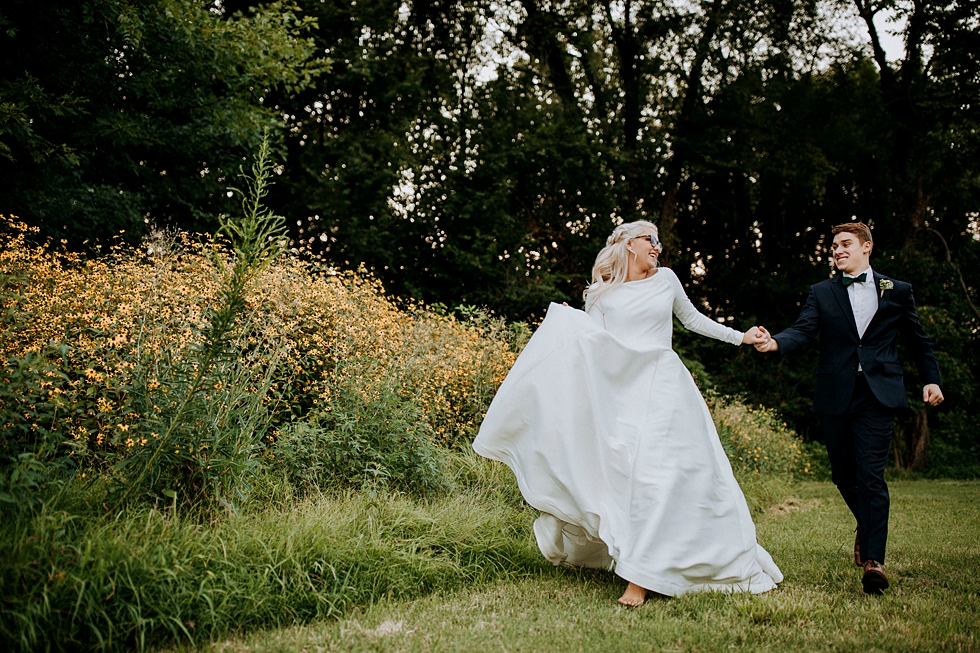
[819,373,895,564]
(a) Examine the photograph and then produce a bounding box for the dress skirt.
[473,303,783,596]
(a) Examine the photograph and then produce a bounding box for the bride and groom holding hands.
[473,219,943,605]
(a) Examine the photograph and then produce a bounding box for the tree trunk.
[518,0,584,122]
[901,157,935,246]
[892,422,906,470]
[656,0,721,265]
[854,0,931,250]
[657,184,680,266]
[854,0,941,472]
[909,406,930,471]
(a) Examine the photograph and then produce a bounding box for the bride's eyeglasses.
[631,234,661,248]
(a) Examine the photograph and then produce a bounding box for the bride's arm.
[667,270,744,346]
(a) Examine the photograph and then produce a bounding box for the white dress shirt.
[845,266,878,370]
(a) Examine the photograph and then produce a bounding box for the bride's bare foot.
[617,582,648,607]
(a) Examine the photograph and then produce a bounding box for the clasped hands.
[742,325,777,351]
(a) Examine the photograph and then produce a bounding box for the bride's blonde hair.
[583,220,659,310]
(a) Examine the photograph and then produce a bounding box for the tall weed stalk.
[113,134,288,507]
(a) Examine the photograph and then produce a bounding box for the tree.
[0,0,325,243]
[255,0,609,315]
[845,0,980,468]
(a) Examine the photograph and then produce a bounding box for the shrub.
[0,219,518,505]
[708,391,812,483]
[0,345,78,508]
[273,370,446,496]
[0,228,87,508]
[1,198,810,505]
[0,132,297,508]
[107,135,290,507]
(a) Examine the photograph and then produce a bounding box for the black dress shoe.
[862,559,889,594]
[854,526,862,566]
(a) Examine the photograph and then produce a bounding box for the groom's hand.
[923,384,944,407]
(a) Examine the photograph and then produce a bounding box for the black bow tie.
[842,273,868,287]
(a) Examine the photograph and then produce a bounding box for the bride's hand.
[741,326,768,346]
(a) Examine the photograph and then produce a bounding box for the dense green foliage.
[2,5,976,648]
[272,387,447,496]
[0,345,77,504]
[0,156,521,511]
[0,140,813,649]
[258,0,979,473]
[111,135,291,505]
[0,0,325,241]
[0,141,809,514]
[1,3,977,465]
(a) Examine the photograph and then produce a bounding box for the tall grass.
[0,455,543,651]
[210,481,980,653]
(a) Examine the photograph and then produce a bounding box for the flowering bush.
[0,212,519,505]
[708,392,811,481]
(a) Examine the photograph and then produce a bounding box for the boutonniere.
[879,279,894,298]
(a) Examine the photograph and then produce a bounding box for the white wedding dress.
[473,268,782,596]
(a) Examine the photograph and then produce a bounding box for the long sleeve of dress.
[667,270,743,346]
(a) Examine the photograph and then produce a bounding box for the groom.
[755,221,943,594]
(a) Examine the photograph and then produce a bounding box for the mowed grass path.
[175,481,979,652]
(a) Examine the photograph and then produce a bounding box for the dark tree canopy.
[0,0,325,242]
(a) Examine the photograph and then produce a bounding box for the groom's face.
[832,231,873,274]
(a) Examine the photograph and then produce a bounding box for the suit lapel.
[829,274,860,337]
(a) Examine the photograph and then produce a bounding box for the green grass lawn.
[170,480,979,653]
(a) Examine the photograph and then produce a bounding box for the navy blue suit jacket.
[772,272,942,415]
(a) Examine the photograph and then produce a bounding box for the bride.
[473,220,783,606]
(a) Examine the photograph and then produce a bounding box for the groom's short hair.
[832,221,873,244]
